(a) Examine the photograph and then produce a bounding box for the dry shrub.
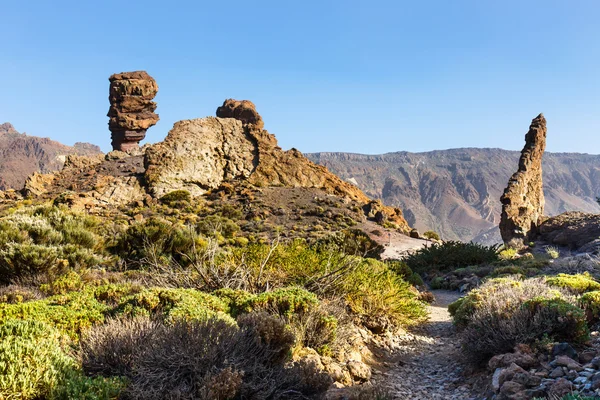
[80,316,162,377]
[450,276,588,364]
[0,284,44,303]
[80,315,330,400]
[237,312,295,364]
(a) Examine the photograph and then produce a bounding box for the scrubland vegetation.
[0,202,427,399]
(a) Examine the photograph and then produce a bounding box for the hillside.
[307,149,600,244]
[0,123,101,190]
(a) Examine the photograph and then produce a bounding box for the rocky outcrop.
[144,99,411,232]
[0,123,18,135]
[216,99,264,130]
[538,212,600,252]
[144,117,257,197]
[23,153,146,210]
[108,71,159,152]
[500,114,547,248]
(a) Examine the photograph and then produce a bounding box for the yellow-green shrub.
[0,320,72,399]
[114,288,234,324]
[0,291,107,340]
[546,272,600,294]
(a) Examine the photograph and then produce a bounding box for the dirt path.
[373,290,482,399]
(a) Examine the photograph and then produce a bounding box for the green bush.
[404,241,499,273]
[580,290,600,323]
[387,260,425,287]
[545,272,600,294]
[450,276,587,363]
[50,370,125,400]
[114,288,234,324]
[159,190,191,208]
[0,320,72,399]
[343,259,427,327]
[239,287,319,318]
[111,218,202,267]
[0,291,107,340]
[314,229,383,258]
[422,230,440,241]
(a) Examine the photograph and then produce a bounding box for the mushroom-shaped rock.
[108,71,159,152]
[216,99,264,130]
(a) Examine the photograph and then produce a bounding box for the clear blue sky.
[1,0,599,154]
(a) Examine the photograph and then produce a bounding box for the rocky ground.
[370,290,484,400]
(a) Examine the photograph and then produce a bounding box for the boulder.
[108,71,159,152]
[538,212,600,251]
[216,99,264,130]
[500,114,546,248]
[547,378,573,398]
[551,343,578,361]
[346,360,371,381]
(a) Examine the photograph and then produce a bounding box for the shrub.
[111,218,201,267]
[113,288,234,325]
[0,243,63,284]
[159,190,191,208]
[343,259,427,328]
[237,312,296,364]
[197,215,240,239]
[450,276,587,363]
[82,316,329,400]
[0,284,44,303]
[422,230,440,241]
[239,287,319,318]
[0,291,107,340]
[80,316,163,377]
[545,272,600,294]
[0,320,72,399]
[404,241,499,273]
[40,271,84,295]
[314,229,384,258]
[388,260,425,287]
[545,246,560,259]
[580,290,600,323]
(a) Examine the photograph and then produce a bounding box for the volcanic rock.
[216,99,264,130]
[538,212,600,251]
[500,114,547,248]
[108,71,159,152]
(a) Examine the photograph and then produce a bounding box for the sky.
[1,0,599,154]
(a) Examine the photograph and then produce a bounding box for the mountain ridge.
[307,148,600,244]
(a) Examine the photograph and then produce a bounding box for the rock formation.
[108,71,159,152]
[216,99,264,130]
[145,99,411,232]
[500,114,547,248]
[538,212,600,253]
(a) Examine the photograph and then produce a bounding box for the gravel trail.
[374,290,483,400]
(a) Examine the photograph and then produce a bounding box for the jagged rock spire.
[500,113,547,248]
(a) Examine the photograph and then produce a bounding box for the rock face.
[144,117,258,197]
[216,99,264,130]
[108,71,159,152]
[500,114,547,248]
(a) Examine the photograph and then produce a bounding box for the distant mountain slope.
[307,149,600,244]
[0,123,102,190]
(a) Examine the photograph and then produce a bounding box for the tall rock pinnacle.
[500,113,547,248]
[107,71,159,152]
